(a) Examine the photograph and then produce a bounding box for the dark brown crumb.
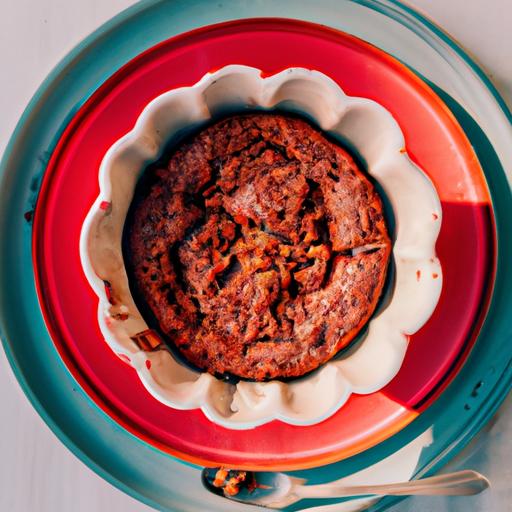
[211,468,256,496]
[124,113,391,380]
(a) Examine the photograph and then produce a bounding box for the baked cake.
[124,113,391,380]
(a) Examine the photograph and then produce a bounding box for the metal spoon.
[201,468,489,509]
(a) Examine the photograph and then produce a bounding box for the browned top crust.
[125,113,391,380]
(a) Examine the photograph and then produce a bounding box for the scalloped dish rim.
[79,65,443,430]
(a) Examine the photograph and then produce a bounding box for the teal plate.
[1,1,511,511]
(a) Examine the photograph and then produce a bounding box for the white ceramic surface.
[80,65,442,429]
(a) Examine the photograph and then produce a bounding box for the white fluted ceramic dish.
[80,65,442,429]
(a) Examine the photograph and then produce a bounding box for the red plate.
[33,18,494,470]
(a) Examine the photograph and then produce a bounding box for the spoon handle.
[295,470,489,498]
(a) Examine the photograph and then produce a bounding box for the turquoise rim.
[0,1,511,511]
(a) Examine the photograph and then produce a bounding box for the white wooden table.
[1,1,510,510]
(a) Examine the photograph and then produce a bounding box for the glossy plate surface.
[33,18,492,470]
[0,1,511,511]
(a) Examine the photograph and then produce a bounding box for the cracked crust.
[124,113,391,380]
